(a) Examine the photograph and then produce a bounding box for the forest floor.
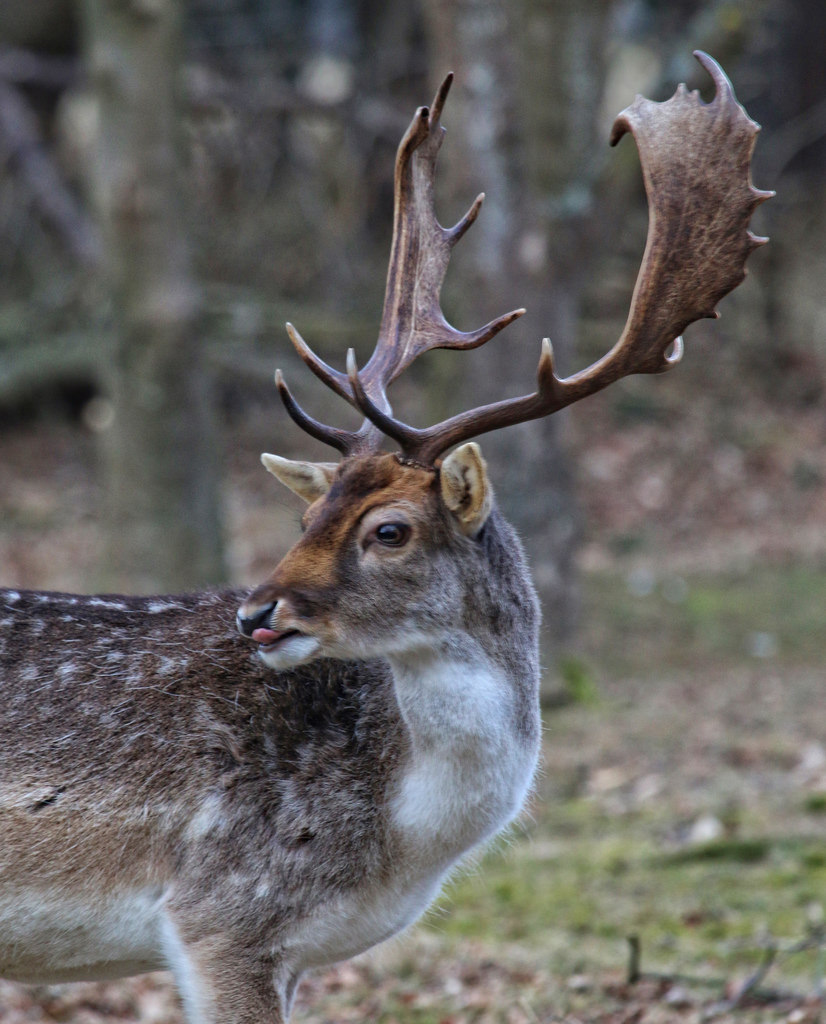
[1,347,826,1023]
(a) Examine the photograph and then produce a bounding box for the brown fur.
[0,454,540,1023]
[248,455,438,607]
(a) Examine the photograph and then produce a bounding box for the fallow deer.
[0,53,770,1023]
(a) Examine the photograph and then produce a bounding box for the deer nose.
[236,600,276,637]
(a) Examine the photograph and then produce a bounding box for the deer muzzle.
[237,598,301,646]
[236,599,277,639]
[236,595,323,668]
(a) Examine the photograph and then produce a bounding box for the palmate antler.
[276,52,772,466]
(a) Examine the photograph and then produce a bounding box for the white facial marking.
[258,635,322,670]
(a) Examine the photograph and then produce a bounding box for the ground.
[1,340,825,1023]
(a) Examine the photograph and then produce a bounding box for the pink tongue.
[252,627,280,644]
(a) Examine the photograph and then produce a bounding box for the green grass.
[429,806,826,988]
[579,564,826,676]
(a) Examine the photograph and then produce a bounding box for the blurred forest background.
[3,0,826,1021]
[0,0,818,636]
[2,0,812,617]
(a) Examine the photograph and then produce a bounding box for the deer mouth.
[251,626,303,651]
[253,626,323,669]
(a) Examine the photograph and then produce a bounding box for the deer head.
[238,52,771,669]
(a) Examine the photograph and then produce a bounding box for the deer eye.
[373,522,411,548]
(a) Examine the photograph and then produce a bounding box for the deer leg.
[160,915,290,1024]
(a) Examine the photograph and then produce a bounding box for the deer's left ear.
[261,454,337,504]
[440,442,493,536]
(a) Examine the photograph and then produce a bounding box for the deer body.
[0,55,768,1023]
[0,457,540,1020]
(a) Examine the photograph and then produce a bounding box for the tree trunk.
[747,0,826,397]
[423,0,611,694]
[81,0,225,593]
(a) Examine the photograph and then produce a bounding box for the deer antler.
[277,53,772,465]
[275,73,524,456]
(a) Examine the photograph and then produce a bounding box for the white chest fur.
[388,651,537,860]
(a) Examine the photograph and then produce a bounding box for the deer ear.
[440,442,493,536]
[261,454,337,504]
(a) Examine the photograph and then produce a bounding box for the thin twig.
[730,943,778,1008]
[626,934,641,984]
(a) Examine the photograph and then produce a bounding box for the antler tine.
[277,324,381,456]
[285,323,351,404]
[372,51,772,465]
[448,192,484,244]
[274,369,355,456]
[424,306,528,353]
[428,69,453,125]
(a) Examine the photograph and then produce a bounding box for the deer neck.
[386,634,539,862]
[388,636,515,734]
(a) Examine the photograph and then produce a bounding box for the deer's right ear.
[440,442,493,536]
[261,454,337,504]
